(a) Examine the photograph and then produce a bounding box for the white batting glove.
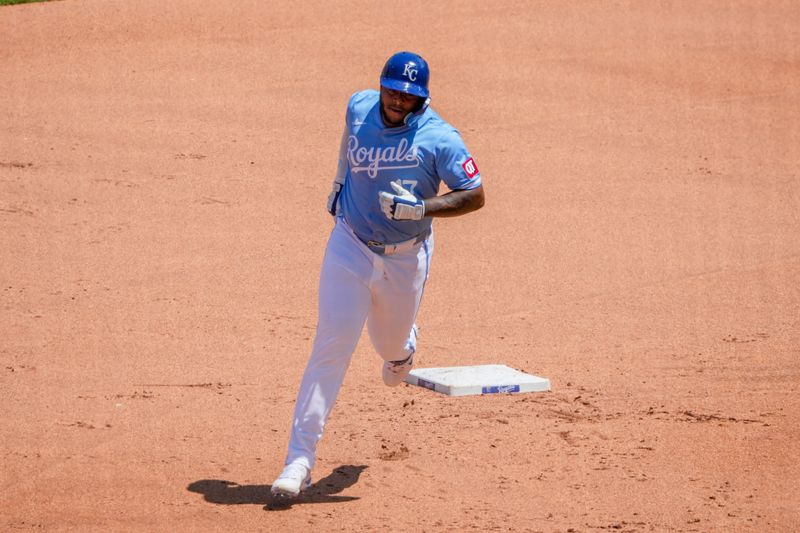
[379,181,425,221]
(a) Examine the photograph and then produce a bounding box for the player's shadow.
[187,464,368,511]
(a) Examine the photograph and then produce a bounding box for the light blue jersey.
[337,90,482,245]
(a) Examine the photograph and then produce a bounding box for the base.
[404,364,550,397]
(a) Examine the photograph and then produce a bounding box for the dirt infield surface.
[2,1,799,531]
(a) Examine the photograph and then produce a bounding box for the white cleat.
[382,353,414,387]
[271,463,312,499]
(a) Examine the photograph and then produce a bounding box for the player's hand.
[379,182,425,221]
[327,181,342,216]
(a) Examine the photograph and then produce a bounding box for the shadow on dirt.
[187,464,368,511]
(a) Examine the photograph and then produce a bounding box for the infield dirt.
[1,1,799,531]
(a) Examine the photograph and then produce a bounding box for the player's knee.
[310,335,358,364]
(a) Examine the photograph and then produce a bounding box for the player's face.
[380,87,422,127]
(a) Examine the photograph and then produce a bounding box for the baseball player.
[271,51,485,498]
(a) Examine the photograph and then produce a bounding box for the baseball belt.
[365,228,431,256]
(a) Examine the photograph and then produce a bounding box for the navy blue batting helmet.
[380,51,430,98]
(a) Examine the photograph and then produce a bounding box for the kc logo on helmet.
[402,63,418,81]
[462,157,479,179]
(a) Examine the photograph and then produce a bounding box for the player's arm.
[326,126,349,216]
[379,136,485,221]
[379,183,484,221]
[423,185,485,218]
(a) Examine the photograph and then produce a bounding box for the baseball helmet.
[380,51,430,98]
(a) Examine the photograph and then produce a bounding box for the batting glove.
[379,181,425,221]
[327,181,342,216]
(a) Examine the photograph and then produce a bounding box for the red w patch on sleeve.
[462,157,479,179]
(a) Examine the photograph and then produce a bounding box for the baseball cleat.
[271,463,312,499]
[382,353,414,387]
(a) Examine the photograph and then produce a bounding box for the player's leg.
[285,258,369,468]
[274,222,372,496]
[367,235,434,386]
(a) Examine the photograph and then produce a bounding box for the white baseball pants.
[283,217,433,471]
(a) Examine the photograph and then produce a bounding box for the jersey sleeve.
[434,129,482,190]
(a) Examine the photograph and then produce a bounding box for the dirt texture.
[2,1,799,531]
